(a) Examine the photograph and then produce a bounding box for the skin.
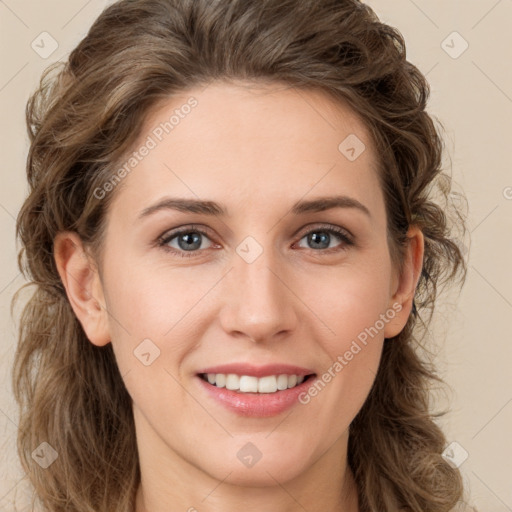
[54,81,424,512]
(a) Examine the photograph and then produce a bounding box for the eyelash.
[156,223,354,259]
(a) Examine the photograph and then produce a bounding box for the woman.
[13,0,471,510]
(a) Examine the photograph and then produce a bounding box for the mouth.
[194,362,318,416]
[198,372,317,394]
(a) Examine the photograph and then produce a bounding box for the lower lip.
[196,375,316,417]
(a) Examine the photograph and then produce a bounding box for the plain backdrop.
[1,0,511,510]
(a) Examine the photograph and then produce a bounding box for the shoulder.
[398,503,480,512]
[451,502,480,512]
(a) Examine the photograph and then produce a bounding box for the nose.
[218,246,298,344]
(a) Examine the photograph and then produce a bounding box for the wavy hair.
[13,0,469,511]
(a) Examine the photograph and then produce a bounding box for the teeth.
[240,375,258,392]
[276,374,288,390]
[258,375,277,393]
[215,373,226,388]
[203,373,308,393]
[225,374,240,390]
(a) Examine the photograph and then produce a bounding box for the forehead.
[139,80,375,164]
[107,80,384,223]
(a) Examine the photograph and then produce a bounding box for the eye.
[156,223,354,258]
[157,225,216,258]
[295,225,354,252]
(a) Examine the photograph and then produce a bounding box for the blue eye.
[296,227,353,251]
[158,226,214,258]
[157,224,354,258]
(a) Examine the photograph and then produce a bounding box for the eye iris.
[308,232,330,249]
[167,229,342,253]
[178,232,202,251]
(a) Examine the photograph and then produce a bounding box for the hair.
[12,0,469,511]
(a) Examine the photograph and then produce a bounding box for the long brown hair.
[13,1,468,510]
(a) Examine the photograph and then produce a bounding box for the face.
[58,80,419,488]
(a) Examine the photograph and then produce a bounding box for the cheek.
[103,250,190,330]
[102,263,205,424]
[101,258,221,373]
[102,231,393,372]
[311,259,393,355]
[298,258,392,417]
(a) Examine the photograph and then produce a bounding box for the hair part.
[13,1,468,511]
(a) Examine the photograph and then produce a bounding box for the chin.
[196,442,312,486]
[214,462,306,487]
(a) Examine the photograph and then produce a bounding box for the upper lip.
[196,363,316,378]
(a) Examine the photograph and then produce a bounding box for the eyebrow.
[137,194,371,220]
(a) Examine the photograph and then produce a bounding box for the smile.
[199,373,314,393]
[196,371,318,417]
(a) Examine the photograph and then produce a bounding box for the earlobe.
[53,231,111,347]
[384,226,424,339]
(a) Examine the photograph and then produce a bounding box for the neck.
[135,469,359,512]
[133,409,359,512]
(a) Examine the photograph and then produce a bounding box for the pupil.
[176,231,330,251]
[309,232,329,249]
[179,232,201,251]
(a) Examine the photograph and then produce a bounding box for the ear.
[53,231,111,347]
[384,225,424,339]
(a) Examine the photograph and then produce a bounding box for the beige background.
[1,0,511,510]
